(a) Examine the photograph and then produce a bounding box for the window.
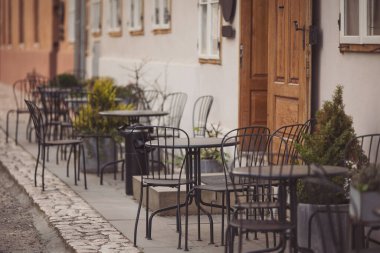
[19,0,24,45]
[8,0,11,45]
[108,0,122,35]
[340,0,380,52]
[33,0,39,43]
[91,0,102,36]
[152,0,170,33]
[67,0,75,42]
[198,0,221,62]
[128,0,143,34]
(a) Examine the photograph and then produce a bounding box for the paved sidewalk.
[0,82,270,253]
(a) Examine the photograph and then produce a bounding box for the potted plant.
[74,78,134,173]
[200,123,225,173]
[296,85,363,252]
[350,164,380,222]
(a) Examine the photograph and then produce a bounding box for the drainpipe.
[74,0,86,80]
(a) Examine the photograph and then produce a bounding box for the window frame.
[340,0,380,52]
[128,0,144,35]
[198,0,222,63]
[91,0,102,37]
[67,0,75,43]
[152,0,171,34]
[108,0,122,36]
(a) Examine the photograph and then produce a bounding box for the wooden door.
[267,0,312,131]
[239,0,268,128]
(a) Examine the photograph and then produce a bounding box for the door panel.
[239,0,268,128]
[268,0,312,131]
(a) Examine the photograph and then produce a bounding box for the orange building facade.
[0,0,75,84]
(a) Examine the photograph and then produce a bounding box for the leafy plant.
[351,164,380,192]
[296,85,363,204]
[50,73,82,88]
[73,78,134,140]
[200,123,227,163]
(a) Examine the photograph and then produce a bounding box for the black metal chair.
[224,134,293,253]
[130,125,193,249]
[272,121,312,164]
[25,100,87,191]
[6,79,44,145]
[190,126,270,246]
[192,95,214,137]
[159,92,187,130]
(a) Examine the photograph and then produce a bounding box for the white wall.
[318,0,380,135]
[86,0,241,135]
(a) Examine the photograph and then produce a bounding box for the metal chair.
[224,134,293,253]
[130,125,192,249]
[25,100,87,191]
[272,121,312,164]
[159,92,187,130]
[190,126,270,246]
[192,95,214,137]
[6,79,44,144]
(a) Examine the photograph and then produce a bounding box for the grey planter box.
[200,159,223,173]
[297,203,350,253]
[350,186,380,223]
[82,136,117,173]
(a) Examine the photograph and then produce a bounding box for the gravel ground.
[0,163,72,253]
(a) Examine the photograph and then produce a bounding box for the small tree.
[297,85,362,204]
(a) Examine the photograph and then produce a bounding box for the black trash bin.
[119,127,149,195]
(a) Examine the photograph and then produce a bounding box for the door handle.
[294,21,306,50]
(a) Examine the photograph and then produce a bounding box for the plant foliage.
[73,78,133,139]
[351,164,380,192]
[296,85,362,204]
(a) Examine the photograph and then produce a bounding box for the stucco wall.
[318,0,380,135]
[87,0,240,135]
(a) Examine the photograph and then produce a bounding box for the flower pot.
[82,136,117,173]
[350,186,380,223]
[200,159,223,173]
[297,203,350,253]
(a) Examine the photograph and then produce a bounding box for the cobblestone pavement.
[0,83,139,252]
[0,163,69,252]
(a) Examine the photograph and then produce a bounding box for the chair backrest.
[272,122,311,164]
[160,92,187,129]
[38,86,71,125]
[12,79,41,111]
[64,91,91,126]
[137,89,159,110]
[345,133,380,169]
[129,125,190,181]
[24,100,46,143]
[192,95,213,137]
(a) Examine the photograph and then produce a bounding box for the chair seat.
[195,183,245,192]
[235,201,280,210]
[143,178,193,187]
[229,218,293,232]
[43,138,82,146]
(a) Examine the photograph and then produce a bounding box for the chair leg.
[15,112,19,145]
[146,186,152,239]
[134,183,144,247]
[6,110,13,143]
[177,186,182,250]
[67,146,73,177]
[81,144,87,190]
[221,191,225,246]
[35,144,41,187]
[73,145,77,185]
[42,146,46,191]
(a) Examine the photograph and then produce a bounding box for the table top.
[231,164,348,179]
[147,137,236,149]
[65,97,122,103]
[99,110,168,117]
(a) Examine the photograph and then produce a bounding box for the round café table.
[99,110,168,195]
[230,164,348,252]
[146,137,237,250]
